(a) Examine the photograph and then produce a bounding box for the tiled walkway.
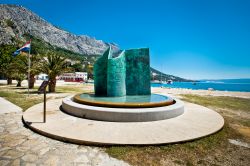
[0,98,129,166]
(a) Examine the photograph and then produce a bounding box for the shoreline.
[152,87,250,99]
[1,80,250,99]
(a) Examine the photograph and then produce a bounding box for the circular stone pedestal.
[22,99,224,145]
[62,96,184,122]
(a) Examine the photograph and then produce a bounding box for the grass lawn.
[0,84,88,110]
[105,95,250,166]
[0,86,44,110]
[181,94,250,114]
[1,85,249,165]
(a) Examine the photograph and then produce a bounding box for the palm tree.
[39,52,70,92]
[10,52,42,88]
[26,53,42,89]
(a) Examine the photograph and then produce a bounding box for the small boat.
[167,80,173,84]
[161,80,167,84]
[192,82,197,85]
[151,80,160,83]
[208,88,214,91]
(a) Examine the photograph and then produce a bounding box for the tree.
[0,45,16,84]
[13,73,26,87]
[39,52,70,92]
[9,52,42,88]
[85,63,93,79]
[26,53,42,88]
[9,54,28,87]
[0,43,41,87]
[71,63,83,72]
[9,55,25,87]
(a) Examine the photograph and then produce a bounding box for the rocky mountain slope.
[0,4,192,82]
[0,4,118,55]
[150,68,193,82]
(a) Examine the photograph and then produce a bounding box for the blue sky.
[2,0,250,79]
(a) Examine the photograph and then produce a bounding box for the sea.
[151,79,250,92]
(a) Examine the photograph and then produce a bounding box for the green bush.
[5,19,15,28]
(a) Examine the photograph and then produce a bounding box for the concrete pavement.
[23,99,224,145]
[0,97,22,114]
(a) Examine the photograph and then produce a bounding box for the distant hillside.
[0,4,191,82]
[151,68,193,82]
[200,78,250,84]
[0,4,118,55]
[24,34,98,63]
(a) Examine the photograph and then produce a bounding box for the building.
[37,73,48,80]
[59,72,88,82]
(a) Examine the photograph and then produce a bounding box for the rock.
[44,155,60,166]
[16,143,32,152]
[3,138,26,147]
[0,126,4,132]
[24,163,36,166]
[73,155,89,163]
[2,150,24,159]
[228,139,250,148]
[0,102,129,166]
[21,154,38,162]
[0,4,189,82]
[0,4,119,55]
[21,139,40,148]
[0,147,11,152]
[30,142,48,152]
[11,159,21,166]
[0,160,10,166]
[39,147,50,156]
[77,147,88,153]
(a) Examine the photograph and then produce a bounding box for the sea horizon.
[151,79,250,92]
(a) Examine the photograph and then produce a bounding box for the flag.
[13,40,31,56]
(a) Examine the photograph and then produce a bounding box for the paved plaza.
[23,99,224,145]
[0,97,129,166]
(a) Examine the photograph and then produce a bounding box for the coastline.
[152,87,250,99]
[1,80,250,99]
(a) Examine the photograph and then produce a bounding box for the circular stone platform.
[22,99,224,145]
[63,96,184,122]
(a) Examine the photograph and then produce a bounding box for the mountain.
[150,68,193,82]
[199,78,250,84]
[0,4,118,55]
[0,4,192,82]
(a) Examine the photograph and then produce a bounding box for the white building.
[59,72,88,82]
[37,73,48,80]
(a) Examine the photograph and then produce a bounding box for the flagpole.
[28,48,30,96]
[27,19,31,97]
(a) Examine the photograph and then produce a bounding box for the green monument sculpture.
[94,46,151,97]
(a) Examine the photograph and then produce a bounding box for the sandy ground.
[152,87,250,99]
[1,79,250,99]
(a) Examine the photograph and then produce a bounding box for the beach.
[1,80,250,99]
[152,87,250,99]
